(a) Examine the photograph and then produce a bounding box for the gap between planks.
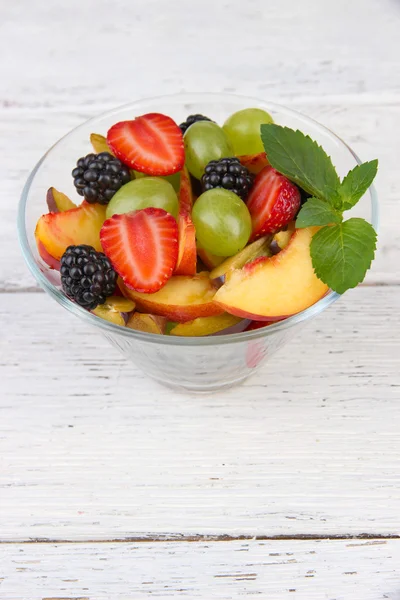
[1,534,399,545]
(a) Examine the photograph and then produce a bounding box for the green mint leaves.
[260,124,378,294]
[310,219,377,294]
[260,124,340,203]
[338,160,378,210]
[295,197,342,228]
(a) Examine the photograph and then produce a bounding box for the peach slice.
[46,187,77,213]
[270,222,296,254]
[210,236,271,280]
[90,133,113,155]
[177,166,193,215]
[175,214,197,276]
[238,152,269,175]
[37,240,61,270]
[92,296,135,326]
[175,168,197,276]
[35,201,107,260]
[126,313,167,334]
[274,221,296,248]
[170,313,243,337]
[197,247,225,270]
[120,272,223,323]
[214,227,329,320]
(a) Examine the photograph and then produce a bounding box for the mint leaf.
[296,197,342,228]
[310,218,377,294]
[260,124,340,203]
[338,159,378,210]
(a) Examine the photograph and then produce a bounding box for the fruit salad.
[35,107,378,336]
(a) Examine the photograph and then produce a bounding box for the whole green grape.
[223,108,273,155]
[184,121,234,180]
[133,170,181,193]
[106,177,179,219]
[192,189,252,256]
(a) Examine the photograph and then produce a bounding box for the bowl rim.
[18,92,379,346]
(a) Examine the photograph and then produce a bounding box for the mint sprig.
[338,160,378,210]
[296,197,342,228]
[310,219,377,294]
[260,124,340,203]
[260,124,378,294]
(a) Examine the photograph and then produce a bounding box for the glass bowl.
[18,93,378,392]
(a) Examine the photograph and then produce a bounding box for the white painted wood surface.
[1,0,400,596]
[1,539,400,599]
[1,288,399,541]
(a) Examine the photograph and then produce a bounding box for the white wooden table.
[1,0,400,597]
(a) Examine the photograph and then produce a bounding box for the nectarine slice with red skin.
[175,168,197,276]
[238,152,269,175]
[210,235,271,280]
[175,214,197,276]
[270,222,296,254]
[92,296,135,326]
[35,201,107,261]
[46,187,77,213]
[127,312,167,334]
[120,272,223,323]
[127,313,167,334]
[37,240,61,270]
[177,167,193,217]
[214,227,329,321]
[90,133,113,155]
[170,313,243,337]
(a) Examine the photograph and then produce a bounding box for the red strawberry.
[245,319,283,331]
[246,166,300,239]
[107,113,184,176]
[100,208,178,293]
[246,340,266,368]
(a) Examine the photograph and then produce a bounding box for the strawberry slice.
[247,166,301,239]
[107,113,184,176]
[100,208,178,293]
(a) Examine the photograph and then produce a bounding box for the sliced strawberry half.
[100,208,179,293]
[246,166,301,239]
[107,113,184,176]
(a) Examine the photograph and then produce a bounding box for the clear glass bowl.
[18,93,378,392]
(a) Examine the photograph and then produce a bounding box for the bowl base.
[149,373,250,394]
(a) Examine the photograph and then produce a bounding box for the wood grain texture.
[1,0,400,593]
[1,0,400,107]
[1,539,400,599]
[1,288,399,541]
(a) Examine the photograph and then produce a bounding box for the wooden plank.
[1,0,400,108]
[0,539,399,599]
[0,287,399,541]
[2,101,399,290]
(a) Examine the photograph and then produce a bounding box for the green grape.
[133,170,181,193]
[192,189,252,256]
[184,121,234,180]
[223,108,274,155]
[106,177,179,220]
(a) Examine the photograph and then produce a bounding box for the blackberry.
[60,245,117,310]
[72,152,131,205]
[201,157,254,200]
[179,114,213,134]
